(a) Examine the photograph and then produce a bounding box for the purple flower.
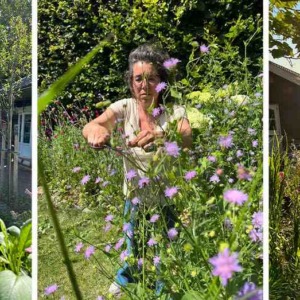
[147,238,158,247]
[248,128,256,135]
[224,218,233,230]
[228,178,234,183]
[200,44,210,53]
[97,297,105,300]
[152,106,165,118]
[120,250,130,262]
[208,156,217,162]
[131,197,140,205]
[95,177,102,183]
[75,242,84,253]
[72,167,81,173]
[223,189,248,205]
[167,228,178,240]
[209,248,242,286]
[249,229,263,243]
[252,140,258,147]
[153,256,161,266]
[85,246,95,259]
[150,214,160,223]
[235,282,263,300]
[252,211,263,228]
[155,82,167,93]
[102,181,109,187]
[255,92,262,98]
[104,244,112,252]
[109,169,116,176]
[163,58,181,69]
[123,222,131,232]
[165,186,179,198]
[105,214,114,222]
[219,135,233,148]
[152,107,161,117]
[104,223,111,232]
[236,150,243,157]
[138,258,144,267]
[81,175,90,185]
[164,141,180,157]
[138,177,150,188]
[210,174,220,183]
[123,223,133,237]
[237,166,252,181]
[184,170,197,181]
[114,237,125,250]
[126,169,137,181]
[44,284,58,295]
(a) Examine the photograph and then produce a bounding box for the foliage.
[38,0,262,108]
[0,218,32,300]
[38,28,263,298]
[269,0,300,59]
[0,0,31,104]
[269,141,300,299]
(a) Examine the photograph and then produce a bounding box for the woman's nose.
[141,79,148,89]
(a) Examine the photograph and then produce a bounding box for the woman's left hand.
[128,130,156,149]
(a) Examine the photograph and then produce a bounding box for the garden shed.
[0,76,31,201]
[269,61,300,148]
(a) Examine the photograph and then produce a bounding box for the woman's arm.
[177,118,192,149]
[82,108,116,148]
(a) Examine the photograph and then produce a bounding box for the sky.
[269,2,300,74]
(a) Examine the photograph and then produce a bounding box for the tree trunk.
[13,124,19,201]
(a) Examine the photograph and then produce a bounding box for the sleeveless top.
[109,98,186,206]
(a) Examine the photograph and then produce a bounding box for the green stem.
[38,158,83,300]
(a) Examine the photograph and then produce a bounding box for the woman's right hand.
[82,108,116,149]
[83,123,110,149]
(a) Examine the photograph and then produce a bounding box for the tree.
[270,0,300,59]
[0,0,31,201]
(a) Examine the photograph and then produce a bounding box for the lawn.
[38,194,116,299]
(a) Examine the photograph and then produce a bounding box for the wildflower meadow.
[38,25,263,299]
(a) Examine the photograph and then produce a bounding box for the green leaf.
[181,291,204,300]
[6,226,20,237]
[38,34,114,114]
[0,232,5,244]
[18,221,32,253]
[0,257,10,264]
[0,270,31,300]
[170,88,182,99]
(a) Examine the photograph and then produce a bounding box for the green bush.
[38,0,262,107]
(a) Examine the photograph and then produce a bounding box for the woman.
[83,43,192,296]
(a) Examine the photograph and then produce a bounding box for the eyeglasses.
[133,74,160,86]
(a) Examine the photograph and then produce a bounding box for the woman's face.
[132,61,160,107]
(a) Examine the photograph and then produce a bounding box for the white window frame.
[18,113,31,144]
[269,104,281,137]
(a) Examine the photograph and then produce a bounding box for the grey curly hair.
[126,43,170,101]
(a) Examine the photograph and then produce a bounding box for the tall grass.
[269,137,300,299]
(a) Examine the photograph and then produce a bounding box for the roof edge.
[269,61,300,86]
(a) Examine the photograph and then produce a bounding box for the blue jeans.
[115,200,176,295]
